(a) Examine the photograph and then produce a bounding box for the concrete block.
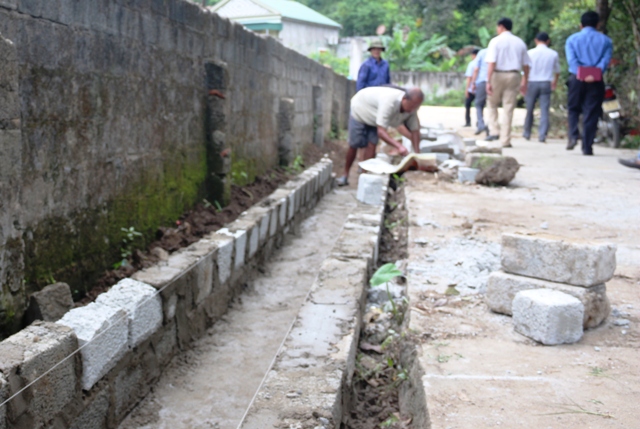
[58,303,129,390]
[287,192,295,220]
[419,139,450,153]
[206,233,234,284]
[279,197,288,227]
[259,209,271,244]
[269,202,279,237]
[96,279,163,348]
[132,264,182,289]
[501,233,617,287]
[0,322,78,424]
[512,289,584,345]
[486,271,610,328]
[458,167,479,183]
[0,373,7,429]
[25,282,74,323]
[0,0,18,10]
[219,228,247,270]
[356,174,387,206]
[465,153,503,168]
[68,388,109,429]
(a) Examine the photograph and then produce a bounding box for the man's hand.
[398,145,409,156]
[551,81,557,91]
[465,90,469,98]
[520,81,527,96]
[472,83,477,92]
[486,83,493,96]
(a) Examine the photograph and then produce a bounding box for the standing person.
[336,87,423,186]
[463,49,480,127]
[523,32,560,143]
[471,48,489,135]
[565,11,613,155]
[356,40,391,92]
[485,17,531,147]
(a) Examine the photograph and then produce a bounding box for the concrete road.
[405,106,639,428]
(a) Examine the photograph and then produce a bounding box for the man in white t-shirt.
[523,32,560,143]
[485,17,531,147]
[336,87,423,186]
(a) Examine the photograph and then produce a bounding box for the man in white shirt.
[485,17,531,147]
[463,49,479,127]
[523,32,560,143]
[336,87,423,186]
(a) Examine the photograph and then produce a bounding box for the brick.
[58,303,128,390]
[356,174,387,206]
[486,271,610,328]
[95,279,163,348]
[501,233,617,287]
[512,289,584,345]
[25,282,74,323]
[0,322,78,423]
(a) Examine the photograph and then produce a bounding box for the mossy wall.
[0,0,355,339]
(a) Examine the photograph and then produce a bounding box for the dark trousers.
[568,74,604,154]
[465,93,476,125]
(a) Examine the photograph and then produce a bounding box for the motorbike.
[598,84,623,148]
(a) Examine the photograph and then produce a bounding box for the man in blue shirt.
[471,48,490,135]
[356,40,391,92]
[565,11,613,155]
[463,49,479,127]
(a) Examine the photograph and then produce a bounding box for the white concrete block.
[96,279,163,348]
[207,233,234,284]
[287,193,295,220]
[58,303,129,390]
[220,228,247,270]
[259,209,271,244]
[501,233,617,287]
[248,225,259,257]
[356,174,387,206]
[269,202,279,237]
[486,271,610,328]
[458,167,479,183]
[512,289,584,345]
[279,197,288,226]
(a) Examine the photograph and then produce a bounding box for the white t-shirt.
[350,87,420,131]
[528,44,560,82]
[485,31,531,71]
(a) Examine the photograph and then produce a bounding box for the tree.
[595,0,611,33]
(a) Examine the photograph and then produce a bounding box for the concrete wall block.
[258,209,271,245]
[0,322,78,424]
[193,256,215,305]
[486,271,610,329]
[114,364,144,420]
[68,388,109,429]
[95,279,163,348]
[219,228,247,270]
[356,174,388,206]
[501,233,617,287]
[58,303,129,391]
[0,373,7,429]
[152,321,177,368]
[512,289,584,345]
[0,0,17,10]
[25,282,74,323]
[206,233,234,285]
[287,193,295,221]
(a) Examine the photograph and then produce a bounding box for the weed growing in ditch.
[284,155,305,174]
[370,263,404,323]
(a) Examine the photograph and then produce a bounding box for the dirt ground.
[404,106,640,428]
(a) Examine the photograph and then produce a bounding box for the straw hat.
[368,40,386,51]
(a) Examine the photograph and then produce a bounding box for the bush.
[422,87,466,107]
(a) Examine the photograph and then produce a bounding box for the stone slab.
[486,271,610,328]
[58,303,129,390]
[96,279,163,348]
[501,233,617,287]
[206,232,234,284]
[25,282,74,323]
[219,228,247,270]
[512,289,584,345]
[356,173,387,206]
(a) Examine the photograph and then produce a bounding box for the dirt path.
[119,188,357,429]
[405,106,639,428]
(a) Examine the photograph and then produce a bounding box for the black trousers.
[465,93,476,125]
[567,74,604,154]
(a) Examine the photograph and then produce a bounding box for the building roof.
[211,0,341,29]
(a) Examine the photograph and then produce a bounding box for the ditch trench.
[119,177,425,429]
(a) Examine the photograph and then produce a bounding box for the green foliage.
[114,226,143,268]
[621,135,640,149]
[370,263,403,286]
[422,87,466,107]
[478,26,492,47]
[383,29,451,72]
[309,51,350,77]
[284,155,305,174]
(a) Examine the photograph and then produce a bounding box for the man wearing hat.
[356,40,390,92]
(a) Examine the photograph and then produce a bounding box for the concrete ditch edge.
[240,175,389,429]
[0,159,334,429]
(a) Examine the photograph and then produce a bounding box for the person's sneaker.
[538,138,546,143]
[566,139,578,150]
[523,134,530,141]
[463,123,471,127]
[619,158,640,169]
[336,175,349,186]
[485,135,499,141]
[474,126,488,135]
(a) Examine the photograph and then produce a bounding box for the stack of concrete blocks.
[0,160,334,429]
[487,233,615,345]
[241,175,388,429]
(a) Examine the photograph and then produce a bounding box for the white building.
[210,0,342,57]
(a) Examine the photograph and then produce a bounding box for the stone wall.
[0,159,334,429]
[0,0,355,338]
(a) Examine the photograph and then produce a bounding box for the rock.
[466,145,503,154]
[368,282,404,305]
[613,319,630,326]
[465,153,503,168]
[485,271,610,328]
[501,233,617,287]
[512,289,584,345]
[150,247,169,261]
[458,167,479,183]
[475,156,519,186]
[25,282,74,323]
[356,174,387,206]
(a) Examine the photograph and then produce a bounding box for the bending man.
[337,87,423,186]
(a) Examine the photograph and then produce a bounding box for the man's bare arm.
[377,126,408,155]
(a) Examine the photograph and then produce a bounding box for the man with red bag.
[565,11,613,155]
